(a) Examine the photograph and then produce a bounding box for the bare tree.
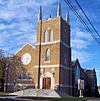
[0,49,25,92]
[4,55,25,92]
[0,49,6,92]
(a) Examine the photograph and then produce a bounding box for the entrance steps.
[9,89,69,98]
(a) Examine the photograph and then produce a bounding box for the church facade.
[4,0,98,96]
[15,1,72,95]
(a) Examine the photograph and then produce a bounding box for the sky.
[0,0,100,85]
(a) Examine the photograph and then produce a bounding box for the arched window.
[44,30,49,42]
[49,29,53,42]
[45,49,50,61]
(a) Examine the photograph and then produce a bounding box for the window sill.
[18,79,32,81]
[44,61,50,63]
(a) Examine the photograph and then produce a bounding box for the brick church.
[5,0,98,96]
[15,0,72,94]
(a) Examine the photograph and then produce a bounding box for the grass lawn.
[49,97,86,101]
[19,96,87,101]
[0,92,9,96]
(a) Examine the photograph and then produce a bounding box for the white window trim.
[45,49,50,62]
[44,30,49,42]
[50,29,53,42]
[44,61,50,63]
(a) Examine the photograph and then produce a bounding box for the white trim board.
[34,64,72,70]
[4,83,34,86]
[36,40,70,48]
[15,42,36,55]
[15,40,70,56]
[36,40,60,45]
[34,64,59,68]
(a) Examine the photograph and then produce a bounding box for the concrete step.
[9,89,69,98]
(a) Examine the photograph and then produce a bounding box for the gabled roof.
[71,59,81,68]
[15,42,36,55]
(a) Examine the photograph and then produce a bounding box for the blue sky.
[0,0,100,85]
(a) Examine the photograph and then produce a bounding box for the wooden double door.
[42,77,51,89]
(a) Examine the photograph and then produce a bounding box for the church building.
[4,0,98,97]
[15,0,72,95]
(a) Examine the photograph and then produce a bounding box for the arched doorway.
[42,77,51,89]
[40,72,55,89]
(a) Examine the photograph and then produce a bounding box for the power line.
[74,0,100,38]
[65,0,100,44]
[64,0,98,41]
[63,0,100,46]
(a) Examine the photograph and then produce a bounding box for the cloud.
[96,69,100,85]
[0,23,17,30]
[0,0,99,86]
[0,0,47,50]
[71,28,93,65]
[71,31,93,49]
[0,0,96,66]
[0,0,44,54]
[72,49,93,64]
[72,39,88,49]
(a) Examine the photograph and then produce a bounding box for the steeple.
[57,0,61,17]
[47,14,51,20]
[49,14,51,18]
[66,11,70,24]
[38,6,42,21]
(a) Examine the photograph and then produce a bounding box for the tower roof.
[57,0,61,17]
[38,6,42,21]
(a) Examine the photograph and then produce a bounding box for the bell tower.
[35,0,72,95]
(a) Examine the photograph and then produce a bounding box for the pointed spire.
[57,0,61,17]
[38,6,42,21]
[47,14,51,20]
[93,68,95,72]
[49,14,51,18]
[66,11,70,24]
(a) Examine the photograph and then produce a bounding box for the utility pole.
[37,6,42,89]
